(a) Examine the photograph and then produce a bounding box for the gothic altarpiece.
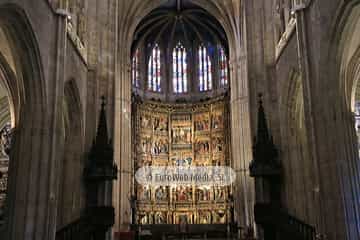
[133,97,233,225]
[0,123,11,224]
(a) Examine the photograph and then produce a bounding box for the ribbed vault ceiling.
[132,0,228,51]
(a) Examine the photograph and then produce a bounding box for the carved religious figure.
[138,186,151,201]
[154,115,168,131]
[212,136,224,154]
[197,187,211,201]
[199,211,211,224]
[194,114,210,131]
[195,139,210,155]
[214,187,225,201]
[140,114,152,129]
[212,113,223,129]
[155,186,168,201]
[151,138,168,155]
[176,186,192,201]
[155,212,165,224]
[172,127,192,144]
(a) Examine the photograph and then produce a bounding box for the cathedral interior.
[0,0,360,239]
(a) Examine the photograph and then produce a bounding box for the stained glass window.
[173,42,188,93]
[132,48,140,88]
[148,44,161,92]
[198,45,212,92]
[355,101,360,153]
[219,46,229,87]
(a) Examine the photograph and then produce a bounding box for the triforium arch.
[114,0,253,234]
[0,3,56,240]
[313,0,360,238]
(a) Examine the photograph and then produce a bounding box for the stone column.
[3,7,68,240]
[113,38,132,231]
[229,53,255,229]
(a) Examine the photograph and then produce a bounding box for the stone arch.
[312,0,360,238]
[114,0,253,233]
[348,46,360,111]
[57,79,84,229]
[0,3,54,240]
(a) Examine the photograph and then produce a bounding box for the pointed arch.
[218,45,229,87]
[172,42,188,93]
[198,44,212,91]
[0,4,51,239]
[132,48,140,88]
[148,43,161,92]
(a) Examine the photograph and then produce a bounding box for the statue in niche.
[197,188,211,201]
[152,138,168,155]
[199,211,211,224]
[155,186,167,201]
[172,127,192,145]
[214,187,225,201]
[212,137,223,154]
[195,140,210,155]
[155,212,165,224]
[176,186,192,201]
[140,137,152,154]
[154,115,168,131]
[212,114,223,129]
[194,114,210,131]
[213,210,226,224]
[140,114,152,129]
[139,213,148,224]
[139,186,151,201]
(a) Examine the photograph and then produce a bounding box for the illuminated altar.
[133,96,233,225]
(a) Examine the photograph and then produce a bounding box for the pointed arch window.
[198,45,212,91]
[355,101,360,152]
[172,42,188,94]
[132,48,140,88]
[219,46,229,87]
[148,44,161,92]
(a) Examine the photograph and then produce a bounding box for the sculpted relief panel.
[133,97,233,225]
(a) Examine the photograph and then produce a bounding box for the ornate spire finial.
[96,96,109,147]
[256,92,269,144]
[258,93,263,104]
[101,96,106,109]
[250,93,280,176]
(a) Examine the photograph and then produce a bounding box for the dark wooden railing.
[56,217,90,240]
[56,206,115,240]
[255,203,316,240]
[281,213,316,240]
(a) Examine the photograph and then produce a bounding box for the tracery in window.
[219,46,229,87]
[198,45,212,92]
[132,49,140,88]
[172,42,188,94]
[148,44,161,92]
